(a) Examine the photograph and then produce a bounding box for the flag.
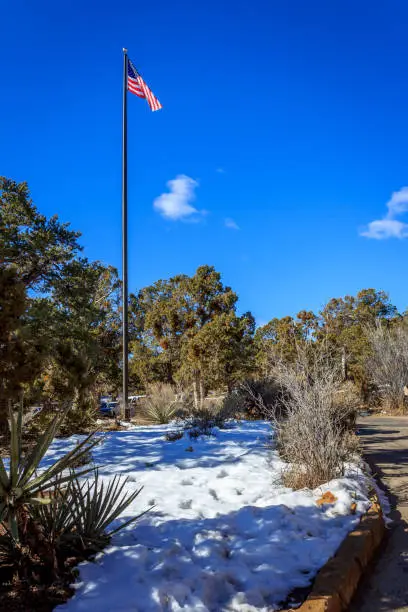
[127,59,162,112]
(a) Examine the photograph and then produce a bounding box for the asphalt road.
[349,416,408,611]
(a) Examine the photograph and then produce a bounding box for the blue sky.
[2,0,408,324]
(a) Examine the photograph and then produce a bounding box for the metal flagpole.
[122,48,130,420]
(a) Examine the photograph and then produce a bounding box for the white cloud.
[386,187,408,218]
[360,219,408,240]
[216,167,226,174]
[225,217,240,230]
[153,175,200,220]
[361,186,408,239]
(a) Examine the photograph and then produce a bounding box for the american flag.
[127,59,162,112]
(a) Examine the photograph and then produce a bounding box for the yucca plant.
[32,470,147,553]
[0,404,99,541]
[143,383,179,424]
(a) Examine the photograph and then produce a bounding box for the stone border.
[282,498,386,612]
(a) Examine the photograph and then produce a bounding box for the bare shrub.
[271,344,359,489]
[142,383,178,424]
[237,379,286,419]
[365,324,408,413]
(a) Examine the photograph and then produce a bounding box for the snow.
[49,421,372,612]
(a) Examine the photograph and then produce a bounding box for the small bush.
[183,396,236,437]
[237,379,286,419]
[271,345,360,489]
[188,428,208,439]
[142,383,179,424]
[0,403,146,609]
[31,470,145,554]
[0,405,99,541]
[165,430,184,442]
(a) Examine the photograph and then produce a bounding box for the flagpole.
[122,48,129,420]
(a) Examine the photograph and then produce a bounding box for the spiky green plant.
[32,470,147,553]
[0,404,99,541]
[143,383,179,424]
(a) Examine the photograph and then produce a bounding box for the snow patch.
[50,421,372,611]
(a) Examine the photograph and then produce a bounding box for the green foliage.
[0,402,146,609]
[317,288,398,384]
[256,289,400,396]
[0,177,81,291]
[0,403,99,541]
[2,176,405,423]
[130,265,239,385]
[178,311,255,396]
[43,261,122,424]
[129,339,172,389]
[129,266,256,404]
[0,177,122,425]
[31,470,145,554]
[255,311,318,374]
[0,268,45,410]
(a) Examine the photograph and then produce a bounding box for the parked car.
[128,395,146,404]
[99,401,120,418]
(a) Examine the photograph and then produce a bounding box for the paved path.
[350,416,408,612]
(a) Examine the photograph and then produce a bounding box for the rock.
[316,491,338,507]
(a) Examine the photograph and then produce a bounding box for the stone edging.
[281,497,386,612]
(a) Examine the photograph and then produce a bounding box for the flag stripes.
[127,59,162,112]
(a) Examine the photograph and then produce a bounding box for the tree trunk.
[199,378,205,410]
[193,377,199,410]
[341,346,347,381]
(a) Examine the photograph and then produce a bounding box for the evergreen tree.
[0,178,121,428]
[318,289,398,385]
[129,265,255,402]
[0,177,81,291]
[0,267,46,431]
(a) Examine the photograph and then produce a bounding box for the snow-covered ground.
[48,421,372,612]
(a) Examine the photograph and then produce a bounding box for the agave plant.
[33,470,147,553]
[143,383,179,424]
[0,404,100,541]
